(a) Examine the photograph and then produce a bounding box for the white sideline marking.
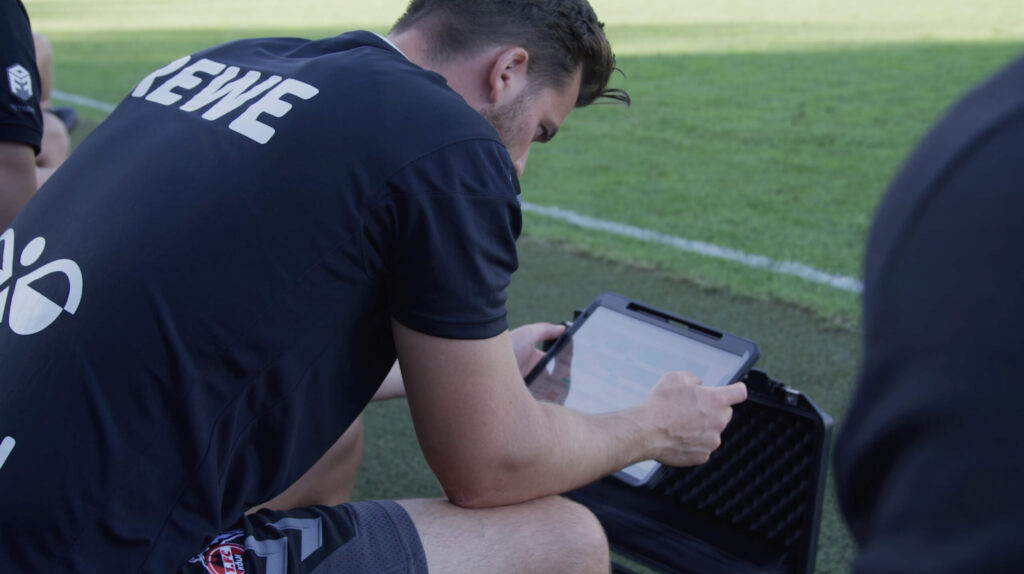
[521,203,864,294]
[50,91,864,294]
[0,436,15,471]
[52,89,117,113]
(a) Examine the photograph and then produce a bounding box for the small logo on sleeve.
[6,64,33,102]
[190,530,247,574]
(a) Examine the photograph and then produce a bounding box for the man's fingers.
[531,322,566,342]
[659,371,702,387]
[717,382,748,405]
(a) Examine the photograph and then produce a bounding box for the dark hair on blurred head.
[392,0,629,107]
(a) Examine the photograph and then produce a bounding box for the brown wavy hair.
[392,0,630,107]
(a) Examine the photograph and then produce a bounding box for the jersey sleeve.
[362,138,522,340]
[0,0,43,152]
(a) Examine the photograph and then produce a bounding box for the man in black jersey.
[834,54,1024,572]
[0,0,43,229]
[0,1,747,572]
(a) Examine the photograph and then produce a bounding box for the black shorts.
[179,500,427,574]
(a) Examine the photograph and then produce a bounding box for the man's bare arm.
[372,322,566,402]
[0,141,37,229]
[393,320,747,508]
[35,111,70,188]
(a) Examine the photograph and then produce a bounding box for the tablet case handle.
[743,369,806,408]
[743,369,782,394]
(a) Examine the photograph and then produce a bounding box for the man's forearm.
[445,401,652,508]
[395,321,745,509]
[0,141,38,229]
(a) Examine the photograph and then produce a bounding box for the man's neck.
[374,32,408,59]
[386,29,431,70]
[385,28,495,112]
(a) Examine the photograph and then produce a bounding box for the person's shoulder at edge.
[862,53,1024,285]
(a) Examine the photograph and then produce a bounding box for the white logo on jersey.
[0,436,15,472]
[0,229,83,336]
[131,56,319,144]
[6,64,33,101]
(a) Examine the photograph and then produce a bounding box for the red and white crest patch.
[190,530,247,574]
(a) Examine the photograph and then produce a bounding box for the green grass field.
[30,0,1024,325]
[24,0,1024,571]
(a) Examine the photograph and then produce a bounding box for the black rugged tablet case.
[568,368,832,574]
[533,297,833,574]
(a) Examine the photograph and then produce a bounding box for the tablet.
[524,292,759,486]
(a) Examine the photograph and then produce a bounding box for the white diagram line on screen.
[52,91,864,295]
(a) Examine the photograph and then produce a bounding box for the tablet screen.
[528,306,753,483]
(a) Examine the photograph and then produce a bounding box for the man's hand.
[508,322,566,377]
[525,336,573,406]
[639,372,747,467]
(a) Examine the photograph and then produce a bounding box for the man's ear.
[487,47,530,105]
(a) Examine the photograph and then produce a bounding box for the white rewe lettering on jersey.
[131,56,191,98]
[145,58,227,106]
[230,79,319,144]
[196,74,282,121]
[179,67,247,113]
[131,56,318,145]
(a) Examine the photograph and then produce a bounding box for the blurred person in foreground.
[834,54,1024,572]
[0,0,42,229]
[0,1,747,572]
[0,5,72,231]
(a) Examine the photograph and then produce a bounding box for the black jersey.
[0,0,42,152]
[835,54,1024,572]
[0,31,521,572]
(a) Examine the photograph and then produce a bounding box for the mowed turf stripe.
[52,88,864,295]
[521,202,864,294]
[52,89,117,114]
